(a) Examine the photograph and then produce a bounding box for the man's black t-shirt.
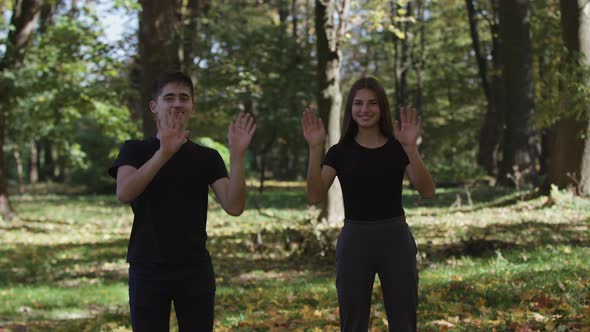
[322,138,409,221]
[108,137,228,265]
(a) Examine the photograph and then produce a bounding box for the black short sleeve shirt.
[108,137,228,264]
[322,138,409,221]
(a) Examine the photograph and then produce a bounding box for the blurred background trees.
[1,0,589,220]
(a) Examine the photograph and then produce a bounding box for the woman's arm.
[394,105,435,199]
[302,109,336,204]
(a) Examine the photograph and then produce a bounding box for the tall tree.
[465,0,504,176]
[315,0,348,225]
[0,0,43,219]
[544,0,590,195]
[497,0,537,185]
[391,0,412,109]
[138,0,182,137]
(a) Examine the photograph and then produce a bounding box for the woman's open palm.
[302,109,326,148]
[394,105,421,147]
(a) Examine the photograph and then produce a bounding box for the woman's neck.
[354,128,387,148]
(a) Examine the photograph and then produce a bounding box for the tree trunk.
[392,1,411,109]
[12,146,24,194]
[546,0,590,195]
[497,0,537,186]
[315,0,347,225]
[139,0,183,138]
[571,0,590,196]
[181,0,206,81]
[0,0,43,219]
[466,0,502,175]
[414,0,425,112]
[29,139,38,184]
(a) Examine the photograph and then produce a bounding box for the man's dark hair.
[152,71,195,101]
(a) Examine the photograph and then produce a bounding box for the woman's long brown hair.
[340,77,395,143]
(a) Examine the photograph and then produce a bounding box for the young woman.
[302,77,435,332]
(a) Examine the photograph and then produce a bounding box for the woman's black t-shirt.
[322,138,409,221]
[108,137,228,265]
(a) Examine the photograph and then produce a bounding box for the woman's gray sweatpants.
[336,216,418,332]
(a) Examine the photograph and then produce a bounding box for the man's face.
[150,82,195,129]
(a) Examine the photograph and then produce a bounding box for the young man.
[108,71,256,331]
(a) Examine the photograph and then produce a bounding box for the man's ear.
[149,100,157,113]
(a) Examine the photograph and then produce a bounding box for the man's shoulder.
[123,137,157,148]
[185,140,224,159]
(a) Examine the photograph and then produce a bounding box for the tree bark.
[466,0,502,175]
[392,1,411,109]
[315,0,347,225]
[29,139,38,184]
[138,0,183,138]
[546,0,590,195]
[497,0,538,186]
[13,146,24,194]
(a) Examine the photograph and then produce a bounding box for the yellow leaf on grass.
[545,320,556,331]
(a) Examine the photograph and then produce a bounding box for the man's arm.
[116,110,188,203]
[211,152,246,216]
[211,112,256,216]
[116,151,170,203]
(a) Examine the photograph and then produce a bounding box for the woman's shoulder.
[326,140,353,155]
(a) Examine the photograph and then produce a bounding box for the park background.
[1,0,590,330]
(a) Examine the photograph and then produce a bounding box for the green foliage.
[532,0,590,128]
[2,0,589,190]
[2,6,139,190]
[186,0,315,181]
[342,0,487,183]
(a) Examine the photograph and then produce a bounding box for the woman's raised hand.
[394,105,421,148]
[301,108,326,149]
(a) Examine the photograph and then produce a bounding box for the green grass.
[1,184,589,331]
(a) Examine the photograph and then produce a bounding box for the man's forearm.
[225,151,247,216]
[117,150,169,203]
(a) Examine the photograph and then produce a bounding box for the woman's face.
[351,88,380,130]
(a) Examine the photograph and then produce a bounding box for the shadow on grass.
[403,186,530,212]
[1,308,130,332]
[210,217,590,280]
[0,238,128,286]
[412,219,590,261]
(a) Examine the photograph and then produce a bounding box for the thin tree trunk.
[392,1,411,109]
[29,139,38,184]
[466,0,501,175]
[13,146,24,194]
[315,0,347,225]
[414,0,425,112]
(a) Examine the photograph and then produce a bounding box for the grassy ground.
[0,183,589,331]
